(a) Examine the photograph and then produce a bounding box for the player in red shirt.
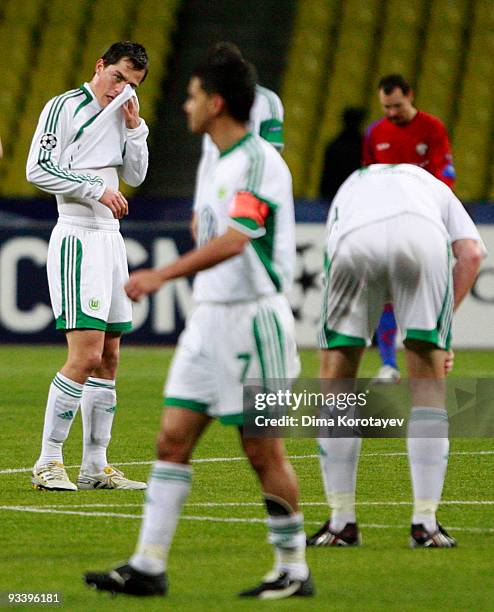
[363,74,456,383]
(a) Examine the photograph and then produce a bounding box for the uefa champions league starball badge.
[40,132,58,151]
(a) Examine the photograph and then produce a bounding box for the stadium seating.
[279,0,493,201]
[281,0,337,197]
[368,0,427,121]
[416,0,468,128]
[306,0,381,198]
[0,0,40,193]
[454,1,494,200]
[2,1,87,196]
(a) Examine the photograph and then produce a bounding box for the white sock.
[37,372,83,465]
[268,512,308,581]
[407,407,449,533]
[80,377,116,473]
[130,461,192,575]
[318,437,362,531]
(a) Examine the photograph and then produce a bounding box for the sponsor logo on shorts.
[88,297,101,311]
[376,142,390,151]
[217,186,227,200]
[40,132,58,151]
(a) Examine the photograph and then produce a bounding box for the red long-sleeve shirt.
[362,111,456,189]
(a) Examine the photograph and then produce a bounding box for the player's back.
[329,164,452,240]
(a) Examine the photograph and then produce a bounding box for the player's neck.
[208,118,248,154]
[405,107,418,123]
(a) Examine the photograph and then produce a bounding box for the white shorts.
[47,215,132,333]
[318,214,453,350]
[165,294,300,424]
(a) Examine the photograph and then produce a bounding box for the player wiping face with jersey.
[26,41,149,493]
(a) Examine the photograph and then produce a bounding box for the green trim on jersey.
[219,132,253,158]
[38,89,104,188]
[43,88,82,134]
[163,397,209,412]
[232,217,259,231]
[245,138,265,192]
[256,85,283,120]
[251,200,281,292]
[73,108,104,142]
[260,118,284,148]
[74,85,93,117]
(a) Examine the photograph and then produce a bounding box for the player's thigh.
[47,224,113,330]
[65,329,106,368]
[164,305,218,412]
[390,215,452,350]
[107,232,132,330]
[319,227,387,349]
[158,406,211,457]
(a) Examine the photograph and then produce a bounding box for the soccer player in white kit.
[26,42,149,491]
[85,45,314,600]
[308,164,485,548]
[191,42,284,241]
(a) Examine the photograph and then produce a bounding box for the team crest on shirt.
[40,132,58,151]
[376,142,390,151]
[217,186,227,200]
[416,143,428,155]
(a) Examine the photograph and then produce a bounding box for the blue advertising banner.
[1,199,493,347]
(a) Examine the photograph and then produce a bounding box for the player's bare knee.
[68,350,102,378]
[99,350,119,379]
[156,429,191,463]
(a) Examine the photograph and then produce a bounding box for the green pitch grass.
[0,346,492,611]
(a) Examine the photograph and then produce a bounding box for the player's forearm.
[158,230,249,282]
[26,157,105,200]
[120,121,149,186]
[452,244,483,310]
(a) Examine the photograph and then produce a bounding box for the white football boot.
[77,466,146,490]
[32,461,77,491]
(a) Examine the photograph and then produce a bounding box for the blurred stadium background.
[0,0,493,348]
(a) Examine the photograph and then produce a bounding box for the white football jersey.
[26,83,149,222]
[193,132,295,302]
[193,85,284,212]
[326,164,486,254]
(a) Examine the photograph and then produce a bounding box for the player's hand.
[99,188,128,219]
[445,349,454,374]
[122,96,141,129]
[125,269,164,301]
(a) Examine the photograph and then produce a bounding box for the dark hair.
[101,41,149,81]
[192,42,256,122]
[378,74,411,95]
